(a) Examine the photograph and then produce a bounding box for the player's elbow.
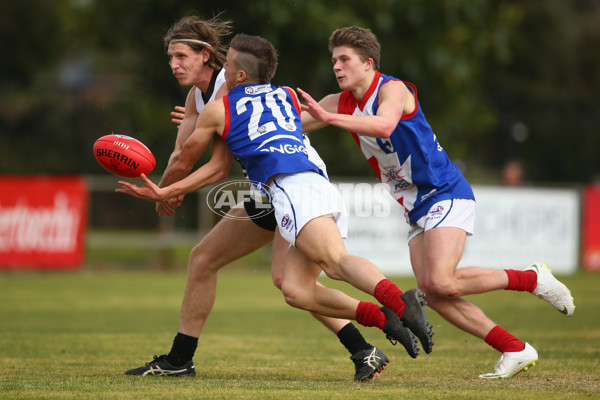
[212,166,229,182]
[374,122,395,138]
[201,162,229,186]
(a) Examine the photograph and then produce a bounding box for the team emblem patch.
[281,214,293,231]
[430,205,444,216]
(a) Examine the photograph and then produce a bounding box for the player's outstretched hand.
[297,88,329,123]
[116,175,184,216]
[170,106,186,127]
[116,173,165,201]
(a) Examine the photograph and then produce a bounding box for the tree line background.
[1,0,599,184]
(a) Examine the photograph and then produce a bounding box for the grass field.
[0,266,598,399]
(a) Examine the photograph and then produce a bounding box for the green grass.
[0,267,599,399]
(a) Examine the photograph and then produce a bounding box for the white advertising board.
[338,182,412,275]
[339,182,580,276]
[460,186,580,274]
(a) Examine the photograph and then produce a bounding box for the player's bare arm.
[116,136,232,205]
[149,88,199,213]
[172,88,199,153]
[159,99,226,190]
[120,100,226,216]
[298,91,340,133]
[299,81,410,138]
[156,84,232,214]
[164,135,232,196]
[157,87,199,198]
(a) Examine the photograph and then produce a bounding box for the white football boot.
[527,263,575,316]
[479,343,538,379]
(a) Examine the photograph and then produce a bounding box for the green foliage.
[0,269,599,398]
[484,1,600,182]
[0,1,598,182]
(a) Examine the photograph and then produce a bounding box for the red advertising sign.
[0,176,88,269]
[583,185,600,271]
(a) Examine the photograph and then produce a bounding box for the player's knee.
[280,280,309,309]
[315,254,346,281]
[320,264,343,281]
[187,244,220,280]
[423,277,459,298]
[271,270,283,290]
[281,286,302,308]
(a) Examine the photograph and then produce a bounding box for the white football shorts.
[407,199,475,242]
[269,171,348,246]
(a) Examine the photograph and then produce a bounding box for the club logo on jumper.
[245,84,271,95]
[383,166,402,182]
[206,180,273,220]
[382,161,414,195]
[281,214,293,231]
[382,166,415,193]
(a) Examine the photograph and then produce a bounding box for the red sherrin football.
[93,134,155,178]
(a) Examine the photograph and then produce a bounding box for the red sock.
[374,279,406,318]
[505,269,537,293]
[485,325,525,353]
[356,301,385,330]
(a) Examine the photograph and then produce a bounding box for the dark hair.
[328,26,381,70]
[164,15,232,69]
[229,34,278,83]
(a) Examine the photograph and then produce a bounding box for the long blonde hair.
[164,15,232,70]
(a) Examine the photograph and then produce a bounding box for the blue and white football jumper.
[222,83,345,245]
[197,70,328,180]
[222,83,323,187]
[338,71,474,225]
